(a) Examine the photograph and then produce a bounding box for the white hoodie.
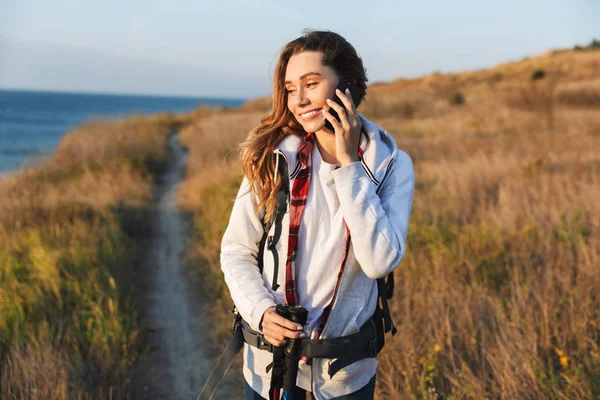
[220,115,415,399]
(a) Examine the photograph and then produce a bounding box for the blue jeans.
[244,374,376,399]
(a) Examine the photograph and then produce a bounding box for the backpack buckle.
[257,334,274,352]
[231,307,242,335]
[267,235,275,250]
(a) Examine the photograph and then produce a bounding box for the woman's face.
[284,51,339,134]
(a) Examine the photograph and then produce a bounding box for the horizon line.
[0,86,251,102]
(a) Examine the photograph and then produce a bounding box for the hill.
[1,44,598,399]
[178,45,600,399]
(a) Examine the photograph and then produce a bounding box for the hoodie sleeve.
[332,150,415,279]
[220,176,277,331]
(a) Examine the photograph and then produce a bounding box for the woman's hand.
[259,306,305,347]
[322,88,363,166]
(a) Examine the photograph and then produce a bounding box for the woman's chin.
[297,119,335,135]
[300,121,323,133]
[315,124,338,135]
[315,125,335,135]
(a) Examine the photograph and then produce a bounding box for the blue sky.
[1,0,598,99]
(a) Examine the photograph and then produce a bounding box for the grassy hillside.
[178,47,600,399]
[0,113,188,399]
[1,44,597,399]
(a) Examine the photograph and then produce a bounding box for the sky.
[0,0,598,99]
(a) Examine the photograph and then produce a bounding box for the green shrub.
[449,91,466,106]
[531,69,546,81]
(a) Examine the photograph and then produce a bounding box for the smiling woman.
[220,30,415,400]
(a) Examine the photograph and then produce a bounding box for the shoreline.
[0,87,249,104]
[0,89,247,184]
[0,170,15,179]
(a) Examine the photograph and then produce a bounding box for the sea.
[0,89,246,175]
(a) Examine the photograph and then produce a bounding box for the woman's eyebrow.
[285,72,322,84]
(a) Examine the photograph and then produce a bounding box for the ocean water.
[0,89,246,174]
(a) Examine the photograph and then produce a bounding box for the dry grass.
[177,110,261,342]
[0,114,186,399]
[3,46,596,399]
[178,48,600,399]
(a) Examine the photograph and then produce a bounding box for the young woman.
[220,30,415,399]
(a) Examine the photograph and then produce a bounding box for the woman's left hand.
[323,88,362,166]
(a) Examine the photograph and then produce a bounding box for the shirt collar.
[297,131,315,168]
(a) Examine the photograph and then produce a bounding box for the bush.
[531,69,546,81]
[449,91,466,106]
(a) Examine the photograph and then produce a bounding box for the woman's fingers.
[260,306,305,347]
[263,320,304,339]
[325,98,350,131]
[325,95,345,117]
[326,89,359,132]
[336,88,357,114]
[264,335,287,347]
[263,307,304,331]
[272,311,303,331]
[262,327,303,347]
[322,109,342,132]
[337,89,362,135]
[338,89,361,130]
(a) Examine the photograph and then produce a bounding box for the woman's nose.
[295,88,309,106]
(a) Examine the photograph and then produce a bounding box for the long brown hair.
[239,29,368,223]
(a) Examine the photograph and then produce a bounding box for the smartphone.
[323,78,362,132]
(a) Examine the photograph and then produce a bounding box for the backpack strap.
[377,274,397,336]
[240,311,380,378]
[257,152,289,292]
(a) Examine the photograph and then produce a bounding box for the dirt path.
[133,132,226,400]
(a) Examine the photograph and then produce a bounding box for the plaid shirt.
[285,132,365,340]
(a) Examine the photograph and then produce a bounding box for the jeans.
[244,374,376,399]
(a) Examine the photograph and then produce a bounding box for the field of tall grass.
[1,46,597,399]
[177,48,600,399]
[0,113,187,399]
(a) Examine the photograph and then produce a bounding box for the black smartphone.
[323,78,362,132]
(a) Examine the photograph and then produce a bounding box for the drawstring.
[273,153,280,184]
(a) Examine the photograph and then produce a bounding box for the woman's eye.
[306,82,317,88]
[287,89,296,95]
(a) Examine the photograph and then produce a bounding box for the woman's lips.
[300,108,323,121]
